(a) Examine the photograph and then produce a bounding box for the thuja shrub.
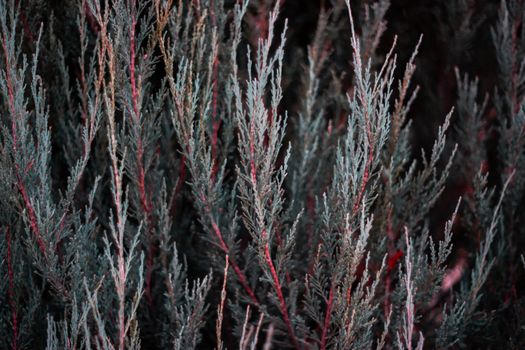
[0,0,524,349]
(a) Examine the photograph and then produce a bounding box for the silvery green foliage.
[1,0,523,349]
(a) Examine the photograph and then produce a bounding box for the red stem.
[211,221,259,305]
[262,229,300,350]
[2,33,48,257]
[83,1,100,35]
[14,0,34,43]
[246,76,298,346]
[129,14,157,305]
[16,171,47,256]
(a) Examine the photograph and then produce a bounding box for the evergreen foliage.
[0,0,524,348]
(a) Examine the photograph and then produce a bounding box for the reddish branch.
[129,14,156,305]
[6,227,19,350]
[385,249,404,315]
[320,283,334,350]
[261,229,300,350]
[14,0,34,43]
[210,221,259,305]
[2,33,47,258]
[84,1,100,35]
[15,170,47,256]
[246,75,298,349]
[2,24,73,303]
[387,250,404,273]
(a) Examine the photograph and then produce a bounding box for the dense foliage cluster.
[0,0,524,349]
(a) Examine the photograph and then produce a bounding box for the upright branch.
[158,0,260,306]
[345,0,396,216]
[127,0,155,305]
[103,18,128,350]
[397,229,424,350]
[92,4,145,348]
[233,2,299,348]
[0,21,47,257]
